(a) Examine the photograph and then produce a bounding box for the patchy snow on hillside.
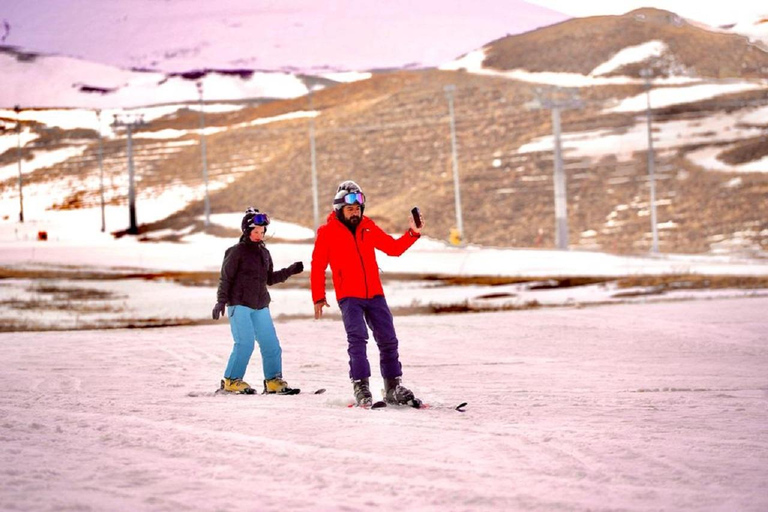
[686,146,768,174]
[0,103,245,140]
[517,102,767,171]
[135,110,320,140]
[0,144,88,182]
[609,82,766,112]
[590,40,668,75]
[320,71,374,83]
[440,47,699,87]
[0,127,38,155]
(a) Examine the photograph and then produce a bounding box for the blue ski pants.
[224,305,282,381]
[339,295,403,380]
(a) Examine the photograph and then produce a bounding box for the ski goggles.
[248,213,270,227]
[335,192,365,206]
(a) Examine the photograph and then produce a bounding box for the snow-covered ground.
[1,163,767,510]
[1,297,766,511]
[1,204,768,331]
[2,82,768,329]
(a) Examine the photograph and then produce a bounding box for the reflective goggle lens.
[248,213,270,227]
[343,193,365,205]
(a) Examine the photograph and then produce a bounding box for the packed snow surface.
[1,298,766,511]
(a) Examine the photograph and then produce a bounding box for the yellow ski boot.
[221,378,254,394]
[263,376,300,395]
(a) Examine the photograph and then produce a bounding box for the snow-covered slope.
[0,48,315,109]
[589,40,668,76]
[1,297,766,511]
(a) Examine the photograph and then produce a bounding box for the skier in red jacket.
[311,180,424,406]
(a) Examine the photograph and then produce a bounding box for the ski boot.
[384,377,421,408]
[263,375,300,395]
[352,378,373,406]
[221,378,255,394]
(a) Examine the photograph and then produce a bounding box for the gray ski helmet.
[333,180,365,213]
[241,207,270,234]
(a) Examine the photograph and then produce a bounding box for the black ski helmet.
[241,207,270,235]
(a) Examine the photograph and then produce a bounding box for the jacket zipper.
[353,230,369,298]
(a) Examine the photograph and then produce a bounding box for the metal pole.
[528,87,582,250]
[551,106,569,250]
[126,124,138,234]
[96,110,105,232]
[197,82,210,227]
[309,90,319,232]
[444,85,464,242]
[14,105,24,223]
[642,70,660,254]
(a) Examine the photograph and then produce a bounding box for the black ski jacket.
[216,238,295,310]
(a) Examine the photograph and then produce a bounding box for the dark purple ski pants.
[338,295,403,380]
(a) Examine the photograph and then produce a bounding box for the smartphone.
[411,207,422,228]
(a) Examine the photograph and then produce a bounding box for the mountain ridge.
[481,8,768,79]
[1,8,766,258]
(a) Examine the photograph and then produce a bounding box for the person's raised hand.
[409,210,425,234]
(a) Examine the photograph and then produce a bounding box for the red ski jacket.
[311,212,420,303]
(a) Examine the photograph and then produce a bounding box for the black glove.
[289,261,304,275]
[212,301,226,320]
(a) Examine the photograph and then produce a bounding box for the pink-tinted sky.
[1,0,568,72]
[526,0,766,26]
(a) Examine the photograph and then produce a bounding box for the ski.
[193,384,327,397]
[263,388,301,395]
[374,399,468,411]
[348,400,387,409]
[206,388,324,396]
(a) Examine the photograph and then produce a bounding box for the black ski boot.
[384,377,421,407]
[353,378,373,406]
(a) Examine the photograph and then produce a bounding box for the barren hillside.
[2,8,766,257]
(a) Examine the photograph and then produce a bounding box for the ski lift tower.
[526,87,583,250]
[112,114,147,235]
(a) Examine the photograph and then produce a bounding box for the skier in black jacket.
[212,207,304,394]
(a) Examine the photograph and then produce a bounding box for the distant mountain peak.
[473,8,768,80]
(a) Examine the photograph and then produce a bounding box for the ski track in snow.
[1,298,767,511]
